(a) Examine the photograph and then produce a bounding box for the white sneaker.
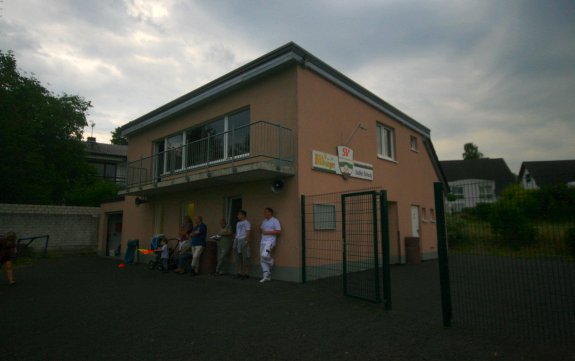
[259,276,271,283]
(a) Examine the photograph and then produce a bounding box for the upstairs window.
[451,186,464,200]
[377,124,395,161]
[410,135,418,152]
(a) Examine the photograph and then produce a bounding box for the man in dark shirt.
[190,216,207,276]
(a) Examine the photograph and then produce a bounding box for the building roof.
[84,140,127,158]
[518,160,575,188]
[439,158,516,195]
[120,42,431,138]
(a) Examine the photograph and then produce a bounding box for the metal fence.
[437,181,575,344]
[301,188,391,307]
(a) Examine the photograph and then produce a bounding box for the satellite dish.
[271,179,284,193]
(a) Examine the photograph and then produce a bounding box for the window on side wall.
[422,208,427,222]
[377,123,395,161]
[479,184,494,200]
[410,135,418,152]
[430,208,436,223]
[313,204,337,230]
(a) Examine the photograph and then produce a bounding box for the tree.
[462,142,484,160]
[110,126,128,145]
[0,50,103,205]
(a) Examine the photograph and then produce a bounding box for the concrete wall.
[0,204,100,253]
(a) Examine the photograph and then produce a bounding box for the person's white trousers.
[260,240,276,278]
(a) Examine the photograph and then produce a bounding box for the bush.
[489,203,537,249]
[446,214,469,248]
[566,227,575,258]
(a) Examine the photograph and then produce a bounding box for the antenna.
[89,121,96,138]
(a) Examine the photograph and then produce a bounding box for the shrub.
[489,202,537,249]
[566,227,575,258]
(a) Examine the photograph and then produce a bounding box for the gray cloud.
[1,0,573,173]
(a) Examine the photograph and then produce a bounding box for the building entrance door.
[411,206,420,237]
[106,213,123,256]
[227,196,242,231]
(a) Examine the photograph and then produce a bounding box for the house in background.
[439,158,516,212]
[100,42,446,280]
[519,160,575,190]
[84,137,128,185]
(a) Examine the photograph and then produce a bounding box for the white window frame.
[154,109,250,175]
[377,123,396,161]
[410,135,418,152]
[313,203,337,231]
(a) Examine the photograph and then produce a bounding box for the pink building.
[98,42,445,282]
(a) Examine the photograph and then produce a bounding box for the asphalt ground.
[1,255,573,361]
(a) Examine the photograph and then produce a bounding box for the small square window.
[314,204,336,230]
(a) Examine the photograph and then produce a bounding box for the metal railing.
[125,121,294,189]
[17,235,50,258]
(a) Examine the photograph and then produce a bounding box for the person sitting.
[173,238,192,275]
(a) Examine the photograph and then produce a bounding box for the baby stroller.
[148,234,178,271]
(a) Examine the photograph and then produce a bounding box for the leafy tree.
[462,142,484,160]
[0,50,107,205]
[111,126,128,145]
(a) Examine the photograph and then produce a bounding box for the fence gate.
[302,189,391,307]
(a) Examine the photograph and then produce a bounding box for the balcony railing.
[125,121,294,190]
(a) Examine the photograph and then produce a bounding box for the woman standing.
[0,231,17,286]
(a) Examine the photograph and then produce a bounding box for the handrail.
[125,120,294,188]
[17,235,50,258]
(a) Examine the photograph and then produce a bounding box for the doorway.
[106,213,123,257]
[227,196,243,231]
[410,205,420,237]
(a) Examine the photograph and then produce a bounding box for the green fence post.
[380,190,392,310]
[301,195,307,284]
[372,192,381,303]
[341,193,348,297]
[434,182,452,328]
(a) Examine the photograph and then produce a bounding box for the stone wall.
[0,204,100,253]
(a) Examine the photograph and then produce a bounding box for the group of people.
[166,207,281,283]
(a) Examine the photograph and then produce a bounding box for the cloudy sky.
[2,0,574,172]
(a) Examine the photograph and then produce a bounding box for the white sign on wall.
[312,149,373,181]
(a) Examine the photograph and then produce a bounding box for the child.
[155,238,169,272]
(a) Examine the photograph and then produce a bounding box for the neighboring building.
[519,160,575,190]
[99,42,445,281]
[440,158,516,212]
[84,137,128,185]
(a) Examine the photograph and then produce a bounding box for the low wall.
[0,204,100,253]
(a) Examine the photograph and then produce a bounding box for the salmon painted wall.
[125,67,299,162]
[295,67,440,260]
[114,67,302,279]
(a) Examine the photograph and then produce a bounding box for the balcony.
[122,121,295,196]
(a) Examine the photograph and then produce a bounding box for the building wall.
[0,203,100,253]
[296,66,440,261]
[110,63,442,280]
[115,66,302,280]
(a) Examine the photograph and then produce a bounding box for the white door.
[411,206,420,237]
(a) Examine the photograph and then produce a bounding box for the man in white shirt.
[233,210,251,280]
[259,207,281,283]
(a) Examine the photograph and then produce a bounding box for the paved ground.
[1,256,573,361]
